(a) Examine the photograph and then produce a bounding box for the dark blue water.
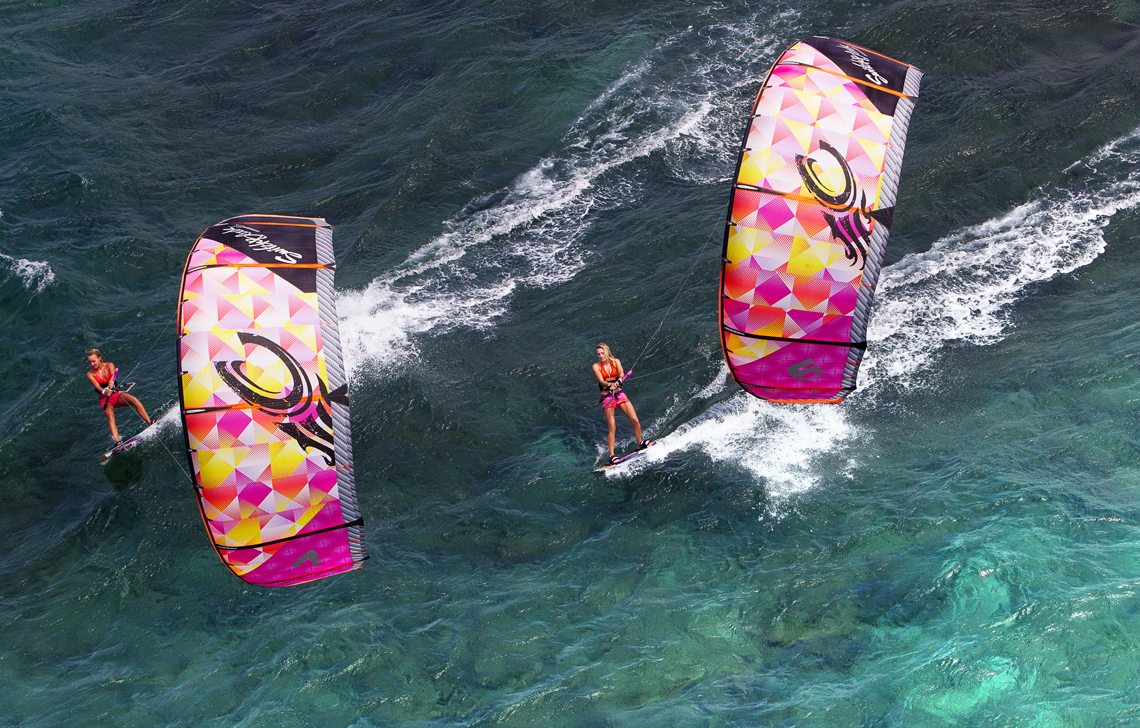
[3,1,1140,725]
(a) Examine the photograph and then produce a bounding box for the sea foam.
[1,254,54,293]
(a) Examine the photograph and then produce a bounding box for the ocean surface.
[3,1,1140,725]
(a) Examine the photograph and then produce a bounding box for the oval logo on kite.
[214,332,338,466]
[796,141,857,210]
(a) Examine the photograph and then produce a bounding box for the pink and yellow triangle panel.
[177,215,365,587]
[720,37,922,403]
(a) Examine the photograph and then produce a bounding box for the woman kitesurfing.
[86,348,151,444]
[593,343,649,466]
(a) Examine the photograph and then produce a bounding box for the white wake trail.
[337,20,792,377]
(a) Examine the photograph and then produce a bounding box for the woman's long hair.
[595,343,614,363]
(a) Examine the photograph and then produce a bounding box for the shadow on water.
[102,449,146,490]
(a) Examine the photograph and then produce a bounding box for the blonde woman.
[592,343,647,465]
[86,348,151,443]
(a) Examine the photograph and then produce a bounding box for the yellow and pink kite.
[177,215,366,586]
[721,36,922,402]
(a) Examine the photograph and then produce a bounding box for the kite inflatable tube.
[177,215,366,586]
[720,37,922,403]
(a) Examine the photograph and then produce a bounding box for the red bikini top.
[94,365,116,386]
[599,360,619,380]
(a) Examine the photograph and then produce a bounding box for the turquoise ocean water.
[4,1,1140,725]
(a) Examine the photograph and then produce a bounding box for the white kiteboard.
[99,420,157,465]
[594,440,657,472]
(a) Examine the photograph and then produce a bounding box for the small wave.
[1,254,54,293]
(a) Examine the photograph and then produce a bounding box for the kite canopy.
[177,215,365,586]
[720,36,922,403]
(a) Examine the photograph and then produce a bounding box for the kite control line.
[627,224,720,375]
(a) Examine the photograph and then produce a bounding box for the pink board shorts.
[99,390,121,409]
[600,391,629,410]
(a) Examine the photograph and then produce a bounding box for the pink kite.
[720,37,922,402]
[178,215,366,586]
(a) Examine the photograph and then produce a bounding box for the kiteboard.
[99,420,157,465]
[594,440,657,472]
